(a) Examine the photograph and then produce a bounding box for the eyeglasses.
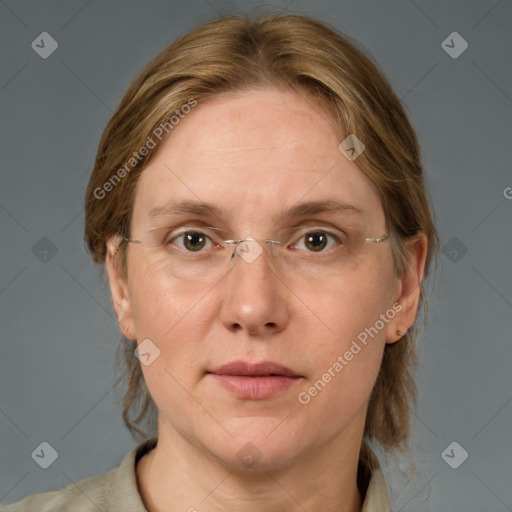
[120,225,391,281]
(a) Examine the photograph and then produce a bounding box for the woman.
[5,12,437,512]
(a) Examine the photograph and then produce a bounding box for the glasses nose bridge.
[227,237,281,267]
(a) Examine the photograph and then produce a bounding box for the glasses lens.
[130,225,388,280]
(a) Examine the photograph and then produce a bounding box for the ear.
[386,233,428,344]
[105,236,136,340]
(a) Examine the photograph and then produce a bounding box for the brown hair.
[85,12,438,468]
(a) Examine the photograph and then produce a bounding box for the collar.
[107,437,391,511]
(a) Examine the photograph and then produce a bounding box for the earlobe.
[386,233,428,344]
[105,236,136,340]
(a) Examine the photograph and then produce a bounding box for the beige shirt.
[3,438,392,511]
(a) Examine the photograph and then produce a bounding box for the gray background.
[1,0,511,510]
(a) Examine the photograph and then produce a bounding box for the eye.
[171,230,214,252]
[292,230,341,253]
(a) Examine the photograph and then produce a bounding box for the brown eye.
[304,231,328,252]
[179,231,209,251]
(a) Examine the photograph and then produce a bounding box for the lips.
[207,361,302,400]
[209,360,301,378]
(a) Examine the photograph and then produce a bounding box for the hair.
[85,12,438,471]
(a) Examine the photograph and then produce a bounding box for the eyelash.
[167,228,344,253]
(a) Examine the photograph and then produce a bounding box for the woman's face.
[107,87,422,469]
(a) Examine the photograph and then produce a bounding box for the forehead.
[132,88,384,227]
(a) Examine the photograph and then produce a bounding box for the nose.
[219,240,290,337]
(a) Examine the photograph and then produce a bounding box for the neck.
[136,420,365,512]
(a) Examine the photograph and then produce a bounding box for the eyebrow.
[148,199,223,219]
[147,198,364,223]
[276,199,364,222]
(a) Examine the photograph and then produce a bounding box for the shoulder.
[362,465,392,512]
[2,438,157,512]
[360,446,392,512]
[2,471,108,512]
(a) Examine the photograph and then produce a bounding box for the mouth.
[207,361,303,400]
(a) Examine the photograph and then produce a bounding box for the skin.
[106,87,427,512]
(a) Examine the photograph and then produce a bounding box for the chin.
[206,418,308,471]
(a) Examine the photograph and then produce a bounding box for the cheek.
[295,309,387,438]
[300,254,396,349]
[128,256,212,337]
[295,256,395,406]
[126,259,221,391]
[127,264,218,417]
